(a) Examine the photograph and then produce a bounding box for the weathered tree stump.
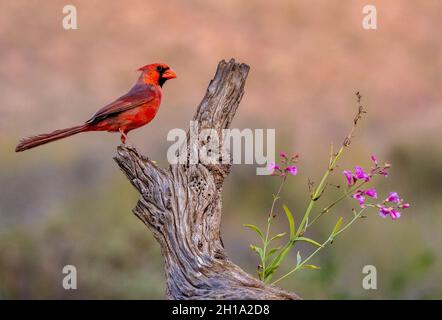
[114,59,300,300]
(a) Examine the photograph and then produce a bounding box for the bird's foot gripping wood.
[119,128,128,144]
[114,59,301,300]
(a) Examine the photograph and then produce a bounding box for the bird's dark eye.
[156,65,163,73]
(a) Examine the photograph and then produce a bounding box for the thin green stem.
[296,103,365,236]
[296,146,345,236]
[264,100,366,284]
[261,176,287,279]
[306,181,367,228]
[272,208,366,285]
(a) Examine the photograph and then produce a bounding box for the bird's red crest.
[137,63,171,72]
[138,64,150,71]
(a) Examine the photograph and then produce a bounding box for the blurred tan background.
[0,0,441,299]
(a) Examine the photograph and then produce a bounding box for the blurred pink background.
[0,0,441,299]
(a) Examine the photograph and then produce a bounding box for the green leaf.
[331,217,343,236]
[296,251,302,266]
[267,246,282,259]
[244,224,264,240]
[270,233,286,242]
[302,264,320,270]
[264,265,277,280]
[266,243,293,276]
[263,246,289,280]
[283,205,296,240]
[295,237,323,247]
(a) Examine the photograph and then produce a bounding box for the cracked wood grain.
[114,59,300,300]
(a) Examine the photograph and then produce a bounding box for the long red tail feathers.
[15,124,90,152]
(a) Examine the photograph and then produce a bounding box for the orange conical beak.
[162,68,177,79]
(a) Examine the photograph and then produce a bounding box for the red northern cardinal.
[15,63,176,152]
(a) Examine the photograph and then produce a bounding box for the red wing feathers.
[86,84,156,124]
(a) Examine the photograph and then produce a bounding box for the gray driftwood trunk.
[114,59,300,300]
